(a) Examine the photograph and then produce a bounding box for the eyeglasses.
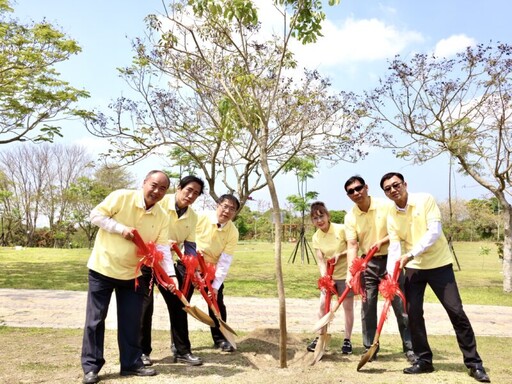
[219,204,236,213]
[383,182,403,194]
[346,184,365,195]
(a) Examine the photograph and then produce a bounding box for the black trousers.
[209,283,228,344]
[81,269,147,374]
[404,264,483,368]
[361,255,412,352]
[140,262,194,355]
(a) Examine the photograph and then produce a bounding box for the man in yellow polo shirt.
[81,170,175,384]
[140,175,204,366]
[344,175,414,363]
[381,172,490,383]
[196,194,240,352]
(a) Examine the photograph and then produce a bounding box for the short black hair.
[380,172,405,189]
[217,194,240,211]
[179,175,205,195]
[344,175,365,191]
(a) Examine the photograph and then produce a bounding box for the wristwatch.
[406,253,414,262]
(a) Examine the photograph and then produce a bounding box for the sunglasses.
[383,182,403,193]
[346,184,365,195]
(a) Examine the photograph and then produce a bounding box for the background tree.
[368,42,512,292]
[0,0,91,144]
[86,0,375,366]
[0,143,93,246]
[285,156,318,263]
[66,165,134,248]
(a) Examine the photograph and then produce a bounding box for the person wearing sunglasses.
[381,172,490,383]
[344,175,415,364]
[305,201,354,355]
[195,194,240,352]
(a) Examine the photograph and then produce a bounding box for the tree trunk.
[260,156,287,367]
[502,204,512,293]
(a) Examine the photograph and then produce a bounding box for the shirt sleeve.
[90,208,126,234]
[184,240,197,256]
[387,240,401,275]
[212,252,233,290]
[157,244,176,276]
[409,220,442,257]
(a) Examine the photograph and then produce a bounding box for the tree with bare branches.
[367,42,512,292]
[86,0,376,365]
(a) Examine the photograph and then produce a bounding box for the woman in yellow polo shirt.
[306,201,354,355]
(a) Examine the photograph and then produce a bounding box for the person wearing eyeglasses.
[343,175,415,363]
[381,172,490,383]
[139,175,205,367]
[305,201,354,355]
[195,194,240,352]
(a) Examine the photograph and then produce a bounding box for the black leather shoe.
[469,367,491,383]
[306,337,318,352]
[174,352,203,366]
[141,354,153,366]
[120,366,157,377]
[83,371,100,384]
[403,361,435,374]
[220,340,235,352]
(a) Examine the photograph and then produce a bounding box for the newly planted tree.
[86,0,377,365]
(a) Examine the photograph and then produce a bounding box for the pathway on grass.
[0,288,510,338]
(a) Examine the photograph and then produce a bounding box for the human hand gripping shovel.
[357,259,405,371]
[171,244,237,347]
[131,230,214,327]
[311,258,337,365]
[196,250,238,350]
[312,246,378,333]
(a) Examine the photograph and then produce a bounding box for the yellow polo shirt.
[312,222,348,280]
[160,194,198,247]
[195,211,239,264]
[87,189,169,280]
[387,193,453,270]
[344,196,391,256]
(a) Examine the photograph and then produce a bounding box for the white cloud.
[434,34,476,58]
[290,17,424,68]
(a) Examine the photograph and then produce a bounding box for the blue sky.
[11,0,512,211]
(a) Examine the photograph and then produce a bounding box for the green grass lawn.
[0,241,510,306]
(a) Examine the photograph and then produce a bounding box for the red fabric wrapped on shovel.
[171,243,237,348]
[357,259,405,371]
[311,257,337,365]
[312,246,378,333]
[131,230,214,327]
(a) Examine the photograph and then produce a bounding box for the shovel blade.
[184,306,215,327]
[357,342,379,371]
[311,331,331,365]
[218,317,238,336]
[219,322,237,350]
[313,311,334,333]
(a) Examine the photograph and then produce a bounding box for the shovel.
[196,251,238,349]
[312,258,336,365]
[312,246,378,332]
[357,260,404,371]
[131,230,214,327]
[172,244,238,347]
